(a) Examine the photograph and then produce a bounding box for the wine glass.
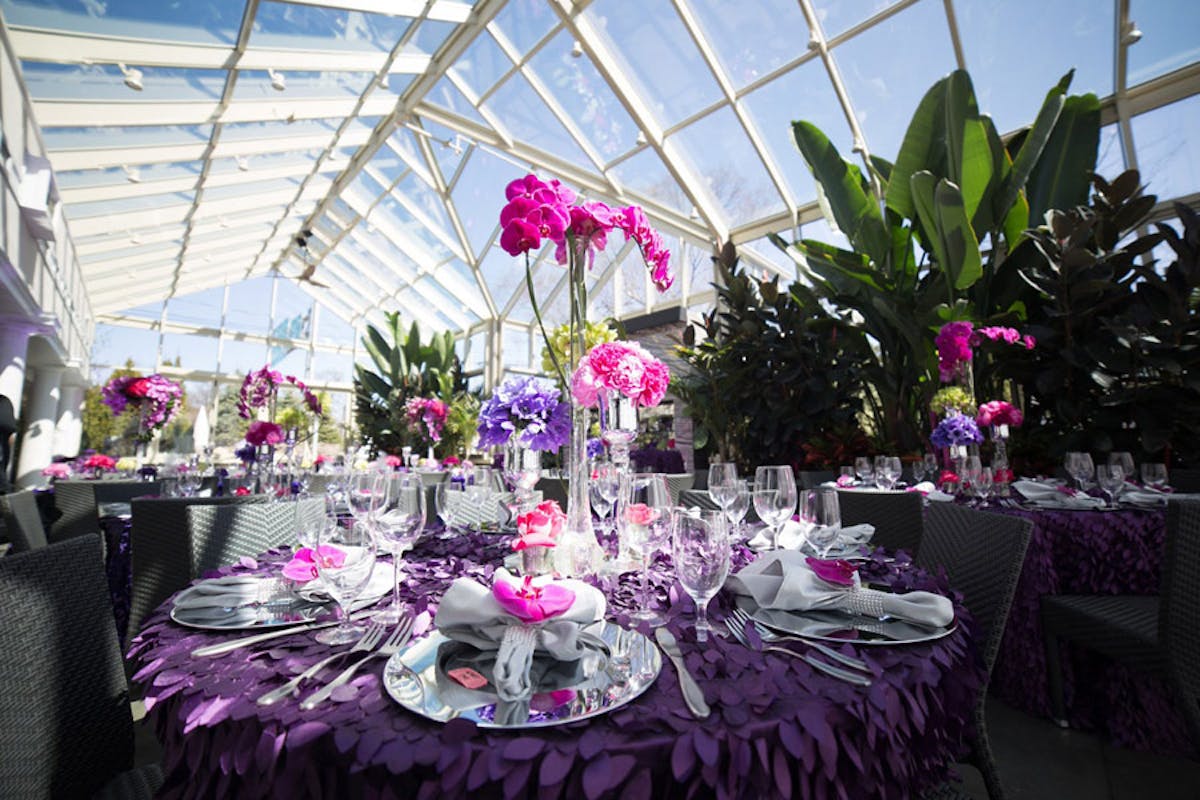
[724,479,751,537]
[707,463,739,513]
[503,441,541,513]
[798,488,841,558]
[875,456,902,490]
[963,456,983,504]
[435,480,466,535]
[1096,464,1124,508]
[1141,462,1169,491]
[922,452,939,484]
[1065,452,1094,492]
[975,466,994,505]
[295,496,328,550]
[313,516,378,645]
[671,509,730,643]
[753,465,797,549]
[1109,452,1135,484]
[371,474,426,624]
[589,462,620,536]
[854,457,874,487]
[618,473,671,622]
[348,471,386,523]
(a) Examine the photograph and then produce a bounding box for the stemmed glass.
[707,463,739,514]
[724,479,751,538]
[1096,464,1125,508]
[753,465,797,550]
[671,509,730,643]
[313,516,378,645]
[798,488,841,558]
[503,442,541,514]
[975,466,995,505]
[854,457,875,487]
[1141,463,1169,490]
[619,473,671,622]
[1109,452,1136,483]
[922,453,939,484]
[963,456,983,504]
[371,474,425,624]
[435,480,466,536]
[875,456,902,490]
[295,496,329,550]
[348,471,386,523]
[1065,452,1094,492]
[589,462,620,537]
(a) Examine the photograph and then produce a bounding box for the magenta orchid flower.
[492,575,576,623]
[281,545,346,582]
[805,557,858,587]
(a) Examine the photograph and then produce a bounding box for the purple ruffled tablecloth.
[99,514,133,644]
[629,447,686,475]
[127,534,984,799]
[985,504,1192,755]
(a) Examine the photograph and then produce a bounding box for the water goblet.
[671,509,730,643]
[1109,452,1135,483]
[876,456,902,490]
[1065,452,1094,492]
[724,479,751,537]
[618,473,671,622]
[854,457,875,487]
[753,465,797,549]
[348,470,386,523]
[589,462,620,537]
[707,463,739,513]
[295,495,328,550]
[372,475,425,624]
[922,452,939,484]
[313,517,378,646]
[435,480,466,535]
[1141,463,1169,491]
[975,467,994,505]
[799,488,841,558]
[1096,464,1125,508]
[503,441,542,513]
[963,456,983,504]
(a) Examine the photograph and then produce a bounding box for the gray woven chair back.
[0,489,48,553]
[799,470,836,489]
[186,498,322,576]
[665,473,695,503]
[0,536,133,798]
[47,480,99,543]
[836,489,925,556]
[94,480,162,506]
[1161,498,1200,748]
[128,494,269,638]
[678,489,721,511]
[917,503,1031,676]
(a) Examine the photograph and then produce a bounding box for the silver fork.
[256,622,385,706]
[728,606,871,673]
[300,616,414,710]
[724,615,871,687]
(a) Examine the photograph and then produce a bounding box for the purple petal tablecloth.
[629,447,685,475]
[985,504,1192,755]
[99,514,132,643]
[128,535,984,799]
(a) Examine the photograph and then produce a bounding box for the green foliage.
[440,392,482,458]
[353,312,466,455]
[672,243,868,473]
[212,386,250,447]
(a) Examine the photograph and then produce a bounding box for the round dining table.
[128,531,984,799]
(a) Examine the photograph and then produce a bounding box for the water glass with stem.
[671,509,730,643]
[922,452,939,484]
[618,473,671,622]
[975,467,994,505]
[1141,463,1169,490]
[313,516,378,646]
[707,463,739,513]
[589,461,620,537]
[724,479,751,538]
[435,480,466,536]
[295,496,329,550]
[875,456,902,490]
[854,457,875,487]
[753,465,797,549]
[963,456,983,503]
[798,488,841,558]
[371,474,425,624]
[1065,452,1094,492]
[1096,464,1125,508]
[1109,452,1136,482]
[348,471,386,523]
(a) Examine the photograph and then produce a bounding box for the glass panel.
[231,71,374,102]
[161,331,218,368]
[618,250,649,317]
[66,193,195,219]
[483,70,593,166]
[221,118,341,142]
[224,275,275,335]
[491,0,559,53]
[269,347,307,377]
[1130,94,1200,203]
[425,76,489,124]
[219,337,269,374]
[527,29,640,161]
[0,0,243,44]
[957,0,1113,135]
[395,172,455,241]
[688,0,810,89]
[609,147,690,214]
[375,195,453,262]
[413,19,458,55]
[312,351,354,384]
[668,105,785,225]
[58,162,203,189]
[167,286,226,328]
[831,0,957,161]
[479,244,528,310]
[318,305,359,347]
[1096,124,1126,183]
[203,177,303,202]
[251,1,413,53]
[451,29,513,98]
[810,0,901,40]
[20,62,225,102]
[90,323,160,373]
[41,124,211,150]
[584,0,724,128]
[741,236,797,278]
[411,117,469,183]
[450,145,525,257]
[741,58,853,206]
[1128,0,1200,85]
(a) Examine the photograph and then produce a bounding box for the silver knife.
[654,628,711,719]
[190,609,374,657]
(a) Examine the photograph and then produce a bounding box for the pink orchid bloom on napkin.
[41,463,71,479]
[1056,485,1078,497]
[530,689,576,712]
[492,575,576,623]
[513,501,565,550]
[835,474,855,488]
[625,502,659,527]
[281,545,346,582]
[805,557,858,587]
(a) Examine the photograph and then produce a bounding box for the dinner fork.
[300,616,414,710]
[256,622,385,706]
[723,615,871,687]
[727,606,872,673]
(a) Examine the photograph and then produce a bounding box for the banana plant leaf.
[1025,93,1101,222]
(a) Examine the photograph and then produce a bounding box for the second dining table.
[128,529,985,799]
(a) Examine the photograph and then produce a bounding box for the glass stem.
[695,601,709,642]
[392,551,401,609]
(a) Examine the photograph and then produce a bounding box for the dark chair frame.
[836,488,925,556]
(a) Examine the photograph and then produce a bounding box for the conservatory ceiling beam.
[1101,60,1200,125]
[548,0,725,244]
[284,0,472,24]
[33,94,398,129]
[83,229,274,276]
[74,216,282,257]
[59,160,340,205]
[8,28,432,74]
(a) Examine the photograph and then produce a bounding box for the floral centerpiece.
[498,172,673,576]
[405,397,448,456]
[512,500,566,576]
[81,453,116,478]
[101,373,183,446]
[238,365,323,490]
[41,462,71,482]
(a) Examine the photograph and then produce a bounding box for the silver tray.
[737,596,956,646]
[383,621,661,728]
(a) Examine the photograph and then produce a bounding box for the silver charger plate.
[737,596,957,646]
[383,621,661,729]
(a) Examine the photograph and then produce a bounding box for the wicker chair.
[186,498,322,576]
[836,489,925,556]
[678,489,721,511]
[664,472,695,503]
[916,504,1032,800]
[0,536,162,798]
[1040,498,1200,751]
[0,489,48,553]
[127,495,268,638]
[1170,468,1200,493]
[49,480,159,544]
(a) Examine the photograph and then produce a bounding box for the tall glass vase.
[991,424,1011,496]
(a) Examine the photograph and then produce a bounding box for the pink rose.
[514,500,566,550]
[492,575,576,623]
[624,502,659,527]
[638,359,670,407]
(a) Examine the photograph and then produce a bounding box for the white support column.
[15,364,64,487]
[53,379,85,459]
[0,323,32,413]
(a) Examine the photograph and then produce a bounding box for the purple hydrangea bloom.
[477,376,570,452]
[586,437,604,460]
[931,414,984,448]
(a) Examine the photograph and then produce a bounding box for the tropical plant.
[771,68,1100,451]
[353,312,466,455]
[440,392,482,458]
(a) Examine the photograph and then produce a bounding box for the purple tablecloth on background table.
[128,533,984,799]
[629,447,685,474]
[100,514,133,643]
[985,504,1192,755]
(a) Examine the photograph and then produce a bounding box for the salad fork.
[728,606,871,673]
[256,622,385,706]
[300,616,414,710]
[723,615,871,687]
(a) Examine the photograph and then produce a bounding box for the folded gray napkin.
[749,522,874,552]
[173,576,276,610]
[434,569,608,704]
[1013,480,1104,509]
[727,550,954,627]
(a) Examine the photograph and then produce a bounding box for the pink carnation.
[638,359,670,407]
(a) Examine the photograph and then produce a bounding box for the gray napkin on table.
[173,576,274,610]
[1013,480,1105,509]
[433,569,608,704]
[749,522,874,552]
[727,550,954,627]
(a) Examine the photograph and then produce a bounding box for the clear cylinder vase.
[557,398,602,577]
[520,545,554,578]
[992,424,1011,496]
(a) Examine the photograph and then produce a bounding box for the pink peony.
[513,500,566,550]
[83,454,116,470]
[977,400,1024,428]
[638,359,670,407]
[245,420,285,447]
[570,358,601,407]
[42,463,71,479]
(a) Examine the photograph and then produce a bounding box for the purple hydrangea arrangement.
[101,374,184,441]
[930,413,984,448]
[476,376,571,452]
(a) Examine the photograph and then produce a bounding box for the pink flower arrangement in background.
[83,454,116,471]
[977,400,1024,428]
[384,454,403,469]
[935,321,1036,382]
[571,341,670,408]
[238,365,323,420]
[513,500,566,550]
[101,373,183,441]
[499,173,674,292]
[41,463,71,480]
[405,397,448,444]
[245,420,284,448]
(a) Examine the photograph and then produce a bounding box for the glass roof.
[3,0,1197,355]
